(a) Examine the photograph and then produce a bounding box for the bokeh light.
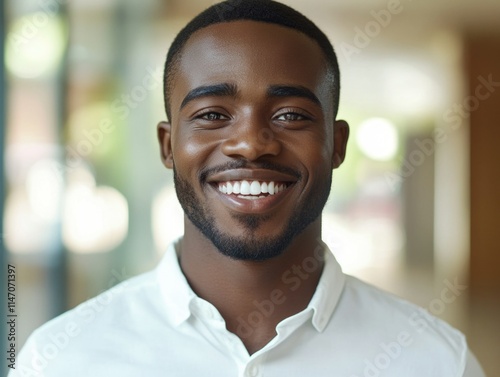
[6,13,67,79]
[62,168,129,254]
[26,159,64,222]
[356,117,399,161]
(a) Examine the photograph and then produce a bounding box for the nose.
[220,115,282,161]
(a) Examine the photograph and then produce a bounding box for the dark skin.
[157,21,349,355]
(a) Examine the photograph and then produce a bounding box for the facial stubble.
[173,166,332,261]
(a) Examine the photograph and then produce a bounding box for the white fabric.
[11,239,486,377]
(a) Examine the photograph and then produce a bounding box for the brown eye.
[199,112,228,121]
[275,112,308,121]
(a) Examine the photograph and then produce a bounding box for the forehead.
[171,20,332,112]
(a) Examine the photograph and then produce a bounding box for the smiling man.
[157,6,347,356]
[12,1,486,376]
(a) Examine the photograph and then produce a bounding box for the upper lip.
[206,169,299,183]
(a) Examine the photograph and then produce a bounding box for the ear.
[157,121,174,169]
[332,120,349,169]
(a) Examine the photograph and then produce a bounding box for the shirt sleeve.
[463,349,487,377]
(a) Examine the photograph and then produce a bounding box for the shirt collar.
[308,241,345,332]
[156,238,346,331]
[156,238,195,326]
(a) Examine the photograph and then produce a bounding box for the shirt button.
[247,365,259,377]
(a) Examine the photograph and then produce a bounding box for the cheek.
[295,130,333,171]
[171,130,220,174]
[315,128,334,171]
[309,149,333,178]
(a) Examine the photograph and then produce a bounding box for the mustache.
[199,160,301,183]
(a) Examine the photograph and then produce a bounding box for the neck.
[179,218,325,354]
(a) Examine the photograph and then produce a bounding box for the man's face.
[159,20,348,261]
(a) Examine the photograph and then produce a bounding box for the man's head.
[163,0,341,123]
[158,0,349,261]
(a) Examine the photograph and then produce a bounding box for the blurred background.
[1,0,499,374]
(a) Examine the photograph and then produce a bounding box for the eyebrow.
[179,83,322,111]
[267,85,322,109]
[180,83,238,111]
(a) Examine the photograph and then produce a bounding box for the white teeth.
[268,182,275,195]
[233,181,240,194]
[240,180,250,195]
[250,181,261,195]
[261,182,268,193]
[238,195,266,200]
[217,180,288,196]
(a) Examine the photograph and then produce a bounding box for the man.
[12,1,486,376]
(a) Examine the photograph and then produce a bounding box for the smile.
[206,169,298,213]
[217,180,290,199]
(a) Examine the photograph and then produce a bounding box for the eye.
[196,112,229,121]
[274,109,312,122]
[189,109,231,129]
[275,112,308,121]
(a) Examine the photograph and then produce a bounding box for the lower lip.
[208,184,295,214]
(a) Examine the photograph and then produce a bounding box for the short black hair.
[163,0,340,122]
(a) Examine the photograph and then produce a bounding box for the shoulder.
[48,269,160,330]
[342,275,464,339]
[13,270,164,376]
[330,275,478,376]
[341,275,466,350]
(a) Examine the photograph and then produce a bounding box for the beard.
[173,162,331,262]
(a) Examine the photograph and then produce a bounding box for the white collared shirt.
[11,239,486,377]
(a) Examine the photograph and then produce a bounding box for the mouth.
[206,169,299,213]
[215,180,292,200]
